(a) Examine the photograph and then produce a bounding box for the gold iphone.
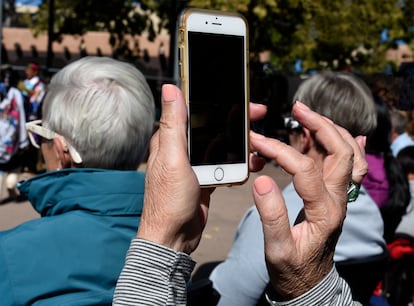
[177,8,250,187]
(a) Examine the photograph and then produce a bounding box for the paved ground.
[0,162,292,274]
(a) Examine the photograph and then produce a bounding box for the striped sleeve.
[113,238,196,306]
[266,267,362,306]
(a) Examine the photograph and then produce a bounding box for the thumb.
[153,84,188,163]
[252,176,293,256]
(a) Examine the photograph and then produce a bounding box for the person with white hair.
[0,56,155,305]
[210,71,387,305]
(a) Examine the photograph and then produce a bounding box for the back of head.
[26,62,40,78]
[390,109,408,135]
[365,96,392,154]
[42,56,155,170]
[397,146,414,176]
[370,98,412,243]
[293,71,377,137]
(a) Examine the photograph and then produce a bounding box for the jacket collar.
[18,168,145,217]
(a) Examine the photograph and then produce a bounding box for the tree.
[27,0,413,74]
[28,0,154,61]
[188,0,407,74]
[140,0,191,76]
[26,0,192,75]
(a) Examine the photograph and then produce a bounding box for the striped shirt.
[113,239,195,305]
[114,239,360,305]
[266,267,362,306]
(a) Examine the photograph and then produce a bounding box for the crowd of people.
[0,62,46,201]
[0,54,414,306]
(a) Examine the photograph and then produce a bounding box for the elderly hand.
[137,96,270,254]
[250,101,366,299]
[137,84,209,255]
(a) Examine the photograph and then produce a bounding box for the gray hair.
[293,71,377,136]
[390,110,408,135]
[42,56,155,170]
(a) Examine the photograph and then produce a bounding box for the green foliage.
[189,0,408,73]
[29,0,154,60]
[28,0,413,73]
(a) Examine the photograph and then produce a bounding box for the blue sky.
[15,1,140,7]
[15,0,43,6]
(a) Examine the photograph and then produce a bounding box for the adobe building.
[1,27,170,80]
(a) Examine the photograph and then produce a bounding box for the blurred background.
[1,0,414,124]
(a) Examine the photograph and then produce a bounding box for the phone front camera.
[205,21,208,24]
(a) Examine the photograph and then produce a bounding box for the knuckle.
[299,156,316,174]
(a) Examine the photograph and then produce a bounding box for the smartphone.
[177,8,249,187]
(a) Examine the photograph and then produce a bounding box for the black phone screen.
[188,31,246,166]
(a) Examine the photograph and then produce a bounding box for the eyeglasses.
[284,117,303,134]
[25,120,83,164]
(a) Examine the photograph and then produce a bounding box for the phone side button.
[179,63,183,79]
[178,46,182,60]
[214,167,224,181]
[179,30,184,44]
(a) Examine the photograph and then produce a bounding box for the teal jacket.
[0,168,145,305]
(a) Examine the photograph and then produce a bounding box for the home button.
[214,167,224,181]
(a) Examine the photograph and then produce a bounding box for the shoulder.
[347,187,383,220]
[392,133,414,155]
[334,188,386,260]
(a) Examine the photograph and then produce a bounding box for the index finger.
[250,102,267,121]
[293,101,354,186]
[292,101,353,160]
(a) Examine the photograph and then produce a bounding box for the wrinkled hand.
[250,101,365,299]
[137,84,210,255]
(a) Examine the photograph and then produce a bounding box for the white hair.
[293,71,377,137]
[42,56,155,170]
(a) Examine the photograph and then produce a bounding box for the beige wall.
[2,27,170,73]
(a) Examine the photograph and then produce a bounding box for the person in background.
[378,145,414,306]
[113,84,366,305]
[18,62,45,121]
[0,67,29,201]
[17,62,47,174]
[362,96,410,243]
[209,71,386,306]
[390,109,414,157]
[0,56,155,305]
[395,145,414,236]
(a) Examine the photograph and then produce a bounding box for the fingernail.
[254,176,273,195]
[294,100,310,112]
[162,84,177,102]
[250,131,265,139]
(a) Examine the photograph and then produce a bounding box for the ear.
[300,128,313,154]
[53,137,72,169]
